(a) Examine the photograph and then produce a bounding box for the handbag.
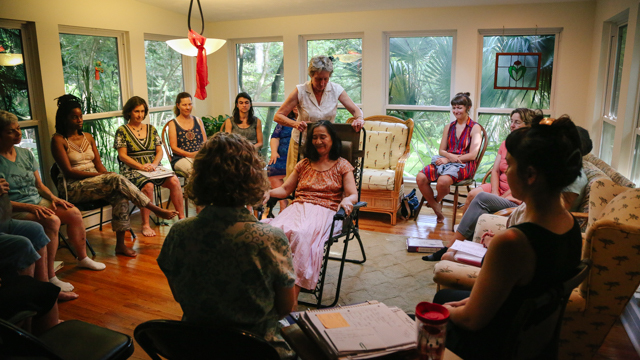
[400,188,420,219]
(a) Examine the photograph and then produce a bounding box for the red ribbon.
[189,29,209,100]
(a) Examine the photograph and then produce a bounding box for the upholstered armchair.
[433,179,640,359]
[348,116,413,225]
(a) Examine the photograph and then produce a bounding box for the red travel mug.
[415,302,449,360]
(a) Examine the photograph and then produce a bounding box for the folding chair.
[161,121,191,217]
[134,320,279,360]
[292,123,368,308]
[414,124,488,230]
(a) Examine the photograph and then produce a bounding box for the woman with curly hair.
[51,94,178,257]
[158,132,295,359]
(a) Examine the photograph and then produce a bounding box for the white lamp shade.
[0,53,24,66]
[166,38,226,56]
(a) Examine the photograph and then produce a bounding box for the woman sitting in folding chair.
[415,92,482,223]
[263,121,358,306]
[51,95,178,257]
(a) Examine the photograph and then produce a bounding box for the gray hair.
[308,55,334,77]
[0,110,18,132]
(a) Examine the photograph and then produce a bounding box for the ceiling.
[137,0,590,22]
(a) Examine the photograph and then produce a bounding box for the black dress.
[434,219,582,360]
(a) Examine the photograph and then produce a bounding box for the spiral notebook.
[296,301,416,359]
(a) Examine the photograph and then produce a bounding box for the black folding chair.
[134,319,280,360]
[0,317,134,360]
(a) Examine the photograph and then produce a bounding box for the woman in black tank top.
[433,115,584,359]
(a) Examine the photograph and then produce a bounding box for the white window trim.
[144,33,194,114]
[475,27,562,119]
[300,33,364,109]
[228,36,284,108]
[384,30,457,112]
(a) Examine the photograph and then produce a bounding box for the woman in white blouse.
[274,55,364,177]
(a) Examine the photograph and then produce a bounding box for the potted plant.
[201,114,229,137]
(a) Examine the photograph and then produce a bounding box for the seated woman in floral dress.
[51,94,178,257]
[263,121,358,306]
[158,132,295,359]
[114,96,185,237]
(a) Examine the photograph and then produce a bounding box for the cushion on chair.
[363,131,392,170]
[361,168,395,190]
[433,260,481,290]
[472,214,509,243]
[585,178,632,229]
[39,320,133,360]
[361,121,409,170]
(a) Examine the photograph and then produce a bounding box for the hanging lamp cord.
[187,0,205,35]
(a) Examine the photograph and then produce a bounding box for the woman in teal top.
[0,110,106,295]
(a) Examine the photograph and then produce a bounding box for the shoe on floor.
[422,246,448,261]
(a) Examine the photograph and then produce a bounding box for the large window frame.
[300,33,364,119]
[1,19,46,176]
[598,19,628,165]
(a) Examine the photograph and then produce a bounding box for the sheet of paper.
[317,312,350,329]
[449,240,487,258]
[325,327,382,352]
[135,166,174,179]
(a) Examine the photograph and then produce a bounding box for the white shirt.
[292,80,344,143]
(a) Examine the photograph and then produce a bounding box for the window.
[144,35,186,168]
[60,26,130,173]
[599,21,627,165]
[476,29,559,180]
[235,40,284,159]
[385,32,454,178]
[2,20,45,176]
[305,36,362,107]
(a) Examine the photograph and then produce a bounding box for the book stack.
[295,301,417,359]
[406,238,444,253]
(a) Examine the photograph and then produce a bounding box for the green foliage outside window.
[0,27,31,119]
[308,38,362,104]
[145,40,184,108]
[60,33,122,114]
[83,117,124,173]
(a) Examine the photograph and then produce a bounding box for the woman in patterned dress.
[263,121,358,307]
[166,92,207,178]
[51,95,178,257]
[114,96,185,237]
[415,92,483,223]
[223,92,263,150]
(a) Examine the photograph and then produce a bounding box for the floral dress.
[113,124,166,188]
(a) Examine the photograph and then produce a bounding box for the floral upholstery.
[361,169,396,191]
[432,180,639,360]
[360,121,409,171]
[363,131,392,170]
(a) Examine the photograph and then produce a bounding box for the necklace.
[128,123,144,137]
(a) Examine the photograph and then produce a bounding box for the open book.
[296,301,416,359]
[449,240,487,267]
[135,166,174,180]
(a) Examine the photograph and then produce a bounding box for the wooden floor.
[54,204,639,360]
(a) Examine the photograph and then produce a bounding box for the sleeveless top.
[445,118,479,180]
[447,219,582,359]
[171,117,205,167]
[63,133,97,173]
[230,118,258,145]
[292,81,345,144]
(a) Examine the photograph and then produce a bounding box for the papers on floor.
[135,166,174,180]
[406,238,444,253]
[449,240,486,266]
[296,300,416,359]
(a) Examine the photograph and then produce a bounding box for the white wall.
[204,2,596,129]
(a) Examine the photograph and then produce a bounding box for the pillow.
[363,121,409,170]
[364,131,392,170]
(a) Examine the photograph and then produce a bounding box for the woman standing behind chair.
[433,116,583,359]
[51,95,178,257]
[267,109,295,211]
[114,96,185,237]
[158,132,295,359]
[274,55,364,178]
[223,92,263,150]
[167,92,206,178]
[416,92,482,223]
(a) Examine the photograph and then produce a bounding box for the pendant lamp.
[166,0,225,100]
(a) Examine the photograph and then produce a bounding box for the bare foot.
[58,291,79,302]
[141,225,156,237]
[153,208,178,220]
[433,203,445,223]
[115,244,137,257]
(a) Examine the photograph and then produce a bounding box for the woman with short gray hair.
[274,55,364,177]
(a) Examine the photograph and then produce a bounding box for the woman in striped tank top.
[416,92,482,223]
